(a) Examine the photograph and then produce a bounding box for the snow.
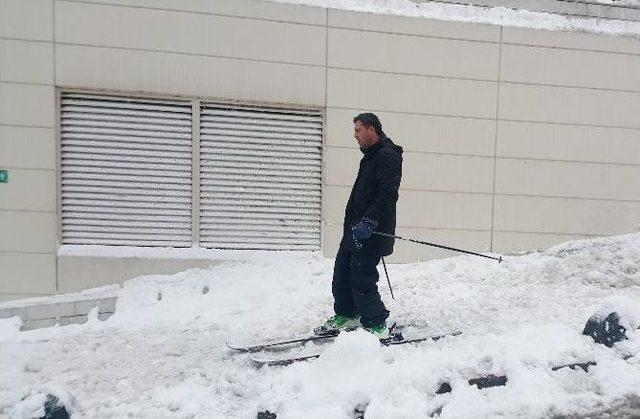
[270,0,640,38]
[1,233,640,418]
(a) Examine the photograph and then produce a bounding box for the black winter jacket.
[340,134,403,256]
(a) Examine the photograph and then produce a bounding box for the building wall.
[1,0,639,299]
[0,0,57,301]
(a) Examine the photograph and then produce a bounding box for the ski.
[250,330,462,367]
[226,329,341,353]
[227,324,396,353]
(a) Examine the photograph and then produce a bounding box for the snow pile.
[1,234,639,418]
[271,0,640,38]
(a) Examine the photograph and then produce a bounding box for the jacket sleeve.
[363,149,402,225]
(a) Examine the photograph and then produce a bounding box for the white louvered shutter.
[199,104,323,250]
[60,94,193,247]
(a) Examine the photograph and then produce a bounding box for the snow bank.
[271,0,640,38]
[1,234,639,417]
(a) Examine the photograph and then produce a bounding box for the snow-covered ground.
[271,0,640,38]
[2,233,640,418]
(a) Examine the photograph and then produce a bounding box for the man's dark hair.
[353,113,383,136]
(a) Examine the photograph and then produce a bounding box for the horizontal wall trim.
[500,41,640,58]
[325,184,493,196]
[325,222,491,233]
[0,37,53,45]
[55,41,326,70]
[0,166,56,172]
[328,25,502,46]
[326,145,495,160]
[496,155,640,168]
[0,209,56,215]
[327,146,640,167]
[327,224,624,238]
[324,185,640,203]
[57,0,327,28]
[0,251,55,256]
[0,123,55,130]
[493,230,606,237]
[500,79,640,95]
[328,106,496,122]
[495,192,640,204]
[0,81,53,88]
[328,106,640,131]
[330,66,499,84]
[327,67,640,95]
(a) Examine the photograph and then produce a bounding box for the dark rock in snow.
[435,382,452,394]
[583,311,627,347]
[43,394,70,419]
[468,374,508,389]
[257,411,277,419]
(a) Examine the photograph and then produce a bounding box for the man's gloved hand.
[351,217,379,249]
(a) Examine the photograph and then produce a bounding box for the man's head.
[353,113,383,151]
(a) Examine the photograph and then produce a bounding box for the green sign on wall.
[0,170,7,183]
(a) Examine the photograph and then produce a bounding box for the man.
[318,113,403,339]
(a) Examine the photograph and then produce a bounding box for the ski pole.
[372,231,503,263]
[381,257,395,300]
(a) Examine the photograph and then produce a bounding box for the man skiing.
[319,113,403,339]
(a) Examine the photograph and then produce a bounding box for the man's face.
[353,121,377,150]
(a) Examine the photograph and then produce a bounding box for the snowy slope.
[269,0,640,37]
[2,234,640,418]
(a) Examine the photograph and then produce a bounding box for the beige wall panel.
[495,158,640,201]
[56,45,325,106]
[328,69,497,119]
[493,195,640,236]
[0,253,56,294]
[403,153,494,193]
[323,184,351,226]
[329,9,500,42]
[0,0,52,41]
[323,147,361,186]
[322,224,491,262]
[497,121,640,165]
[62,0,327,25]
[0,40,53,85]
[55,1,326,66]
[502,26,640,54]
[326,108,496,156]
[0,84,55,127]
[501,43,640,91]
[58,256,220,293]
[499,83,640,128]
[492,231,589,253]
[324,147,494,193]
[328,28,499,80]
[0,211,56,253]
[0,126,55,169]
[324,185,492,230]
[0,169,55,211]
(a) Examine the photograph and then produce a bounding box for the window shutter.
[199,103,323,250]
[60,93,193,247]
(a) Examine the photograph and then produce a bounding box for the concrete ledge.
[0,291,118,331]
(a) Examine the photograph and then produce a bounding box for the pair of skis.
[227,325,462,366]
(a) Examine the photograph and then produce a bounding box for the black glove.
[351,217,379,249]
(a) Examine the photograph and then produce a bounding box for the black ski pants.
[332,245,389,328]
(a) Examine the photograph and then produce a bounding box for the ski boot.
[314,314,360,336]
[364,322,391,340]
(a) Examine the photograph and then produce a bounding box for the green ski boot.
[364,322,391,340]
[314,314,360,336]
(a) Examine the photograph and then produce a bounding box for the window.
[59,93,323,250]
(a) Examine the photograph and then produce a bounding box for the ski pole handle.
[372,231,503,263]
